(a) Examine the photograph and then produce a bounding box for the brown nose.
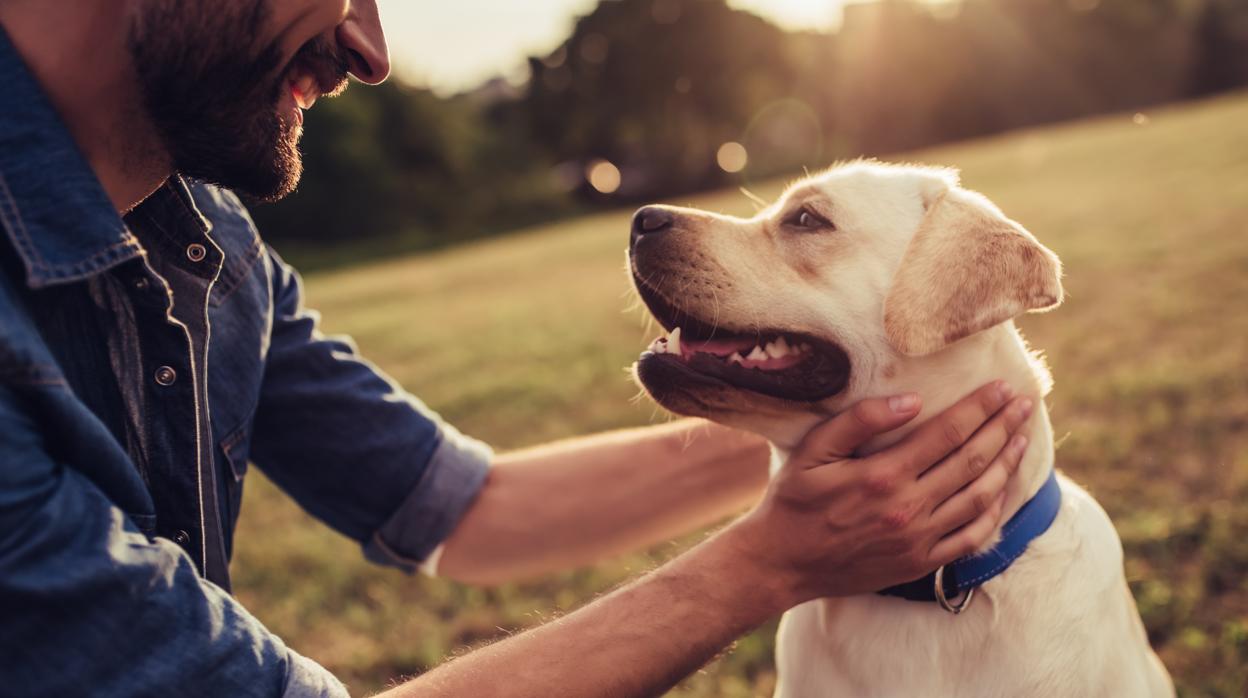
[631,206,674,245]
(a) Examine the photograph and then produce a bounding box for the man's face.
[128,0,389,202]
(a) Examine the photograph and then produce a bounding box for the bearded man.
[0,2,1031,696]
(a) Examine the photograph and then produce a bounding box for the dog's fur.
[629,162,1172,697]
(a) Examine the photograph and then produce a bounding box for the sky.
[375,0,852,94]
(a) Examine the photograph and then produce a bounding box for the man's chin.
[178,136,303,203]
[239,157,302,203]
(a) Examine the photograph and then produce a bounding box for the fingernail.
[889,393,920,413]
[996,381,1014,402]
[1017,398,1034,420]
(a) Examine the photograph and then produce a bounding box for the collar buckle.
[934,565,975,614]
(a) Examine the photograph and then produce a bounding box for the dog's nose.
[631,206,675,244]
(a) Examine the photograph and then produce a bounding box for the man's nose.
[338,0,390,84]
[631,206,675,246]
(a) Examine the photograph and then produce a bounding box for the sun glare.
[727,0,846,31]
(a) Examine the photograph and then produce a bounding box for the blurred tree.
[251,81,571,254]
[522,0,810,197]
[249,0,1248,266]
[1189,0,1248,96]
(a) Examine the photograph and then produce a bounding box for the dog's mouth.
[634,278,851,403]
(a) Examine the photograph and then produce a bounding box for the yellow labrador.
[627,161,1172,697]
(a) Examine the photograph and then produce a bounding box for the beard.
[127,0,348,202]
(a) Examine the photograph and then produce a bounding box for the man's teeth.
[291,74,318,109]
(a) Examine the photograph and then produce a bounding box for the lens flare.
[587,159,621,194]
[717,142,749,173]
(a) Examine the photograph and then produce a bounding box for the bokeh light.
[716,142,749,173]
[586,159,621,194]
[742,99,823,175]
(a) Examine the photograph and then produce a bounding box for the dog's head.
[628,161,1062,445]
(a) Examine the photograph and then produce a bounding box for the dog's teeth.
[775,337,791,355]
[729,351,745,365]
[748,346,767,361]
[669,327,682,355]
[765,341,789,359]
[800,343,812,353]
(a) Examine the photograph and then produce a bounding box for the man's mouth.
[289,73,319,110]
[633,278,851,402]
[282,37,351,117]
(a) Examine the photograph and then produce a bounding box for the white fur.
[772,324,1171,697]
[631,161,1173,697]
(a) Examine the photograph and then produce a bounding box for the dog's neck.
[771,322,1055,542]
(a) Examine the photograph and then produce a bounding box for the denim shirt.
[0,28,490,697]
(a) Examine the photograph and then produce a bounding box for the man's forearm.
[381,522,790,698]
[438,420,771,585]
[383,386,1028,697]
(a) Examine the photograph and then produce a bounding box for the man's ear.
[883,187,1063,357]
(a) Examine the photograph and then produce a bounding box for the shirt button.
[186,243,207,263]
[133,277,150,291]
[172,530,190,546]
[154,366,177,386]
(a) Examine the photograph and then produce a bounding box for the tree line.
[251,0,1248,266]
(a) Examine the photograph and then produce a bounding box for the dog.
[627,161,1172,697]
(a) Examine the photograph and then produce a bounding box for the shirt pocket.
[218,415,254,537]
[220,417,253,482]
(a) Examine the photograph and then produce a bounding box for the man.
[0,2,1032,696]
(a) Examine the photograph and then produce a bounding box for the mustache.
[287,36,351,97]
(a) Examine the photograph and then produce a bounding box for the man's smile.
[289,71,320,110]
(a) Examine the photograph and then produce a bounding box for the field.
[232,92,1248,696]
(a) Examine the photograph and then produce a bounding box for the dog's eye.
[785,207,833,231]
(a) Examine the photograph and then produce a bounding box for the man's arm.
[381,383,1032,697]
[246,249,493,574]
[437,419,770,584]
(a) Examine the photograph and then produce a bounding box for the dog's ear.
[883,187,1063,357]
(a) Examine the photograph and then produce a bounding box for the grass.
[231,91,1248,697]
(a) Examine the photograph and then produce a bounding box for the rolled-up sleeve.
[248,249,491,572]
[0,386,348,698]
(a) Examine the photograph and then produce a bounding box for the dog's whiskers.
[740,187,768,212]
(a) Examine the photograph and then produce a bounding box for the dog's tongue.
[686,337,758,356]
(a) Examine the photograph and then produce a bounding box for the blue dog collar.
[878,469,1062,611]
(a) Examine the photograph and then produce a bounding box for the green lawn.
[232,92,1248,697]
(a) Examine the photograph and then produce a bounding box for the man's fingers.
[925,433,1027,537]
[893,381,1014,476]
[792,393,922,466]
[927,491,1007,566]
[920,397,1034,503]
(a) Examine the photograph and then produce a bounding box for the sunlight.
[727,0,848,31]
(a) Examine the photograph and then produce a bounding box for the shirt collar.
[0,24,143,289]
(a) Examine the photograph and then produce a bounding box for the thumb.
[792,394,922,467]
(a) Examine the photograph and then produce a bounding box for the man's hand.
[729,381,1034,603]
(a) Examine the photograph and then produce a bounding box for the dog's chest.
[770,479,1164,698]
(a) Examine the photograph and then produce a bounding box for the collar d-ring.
[934,565,976,614]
